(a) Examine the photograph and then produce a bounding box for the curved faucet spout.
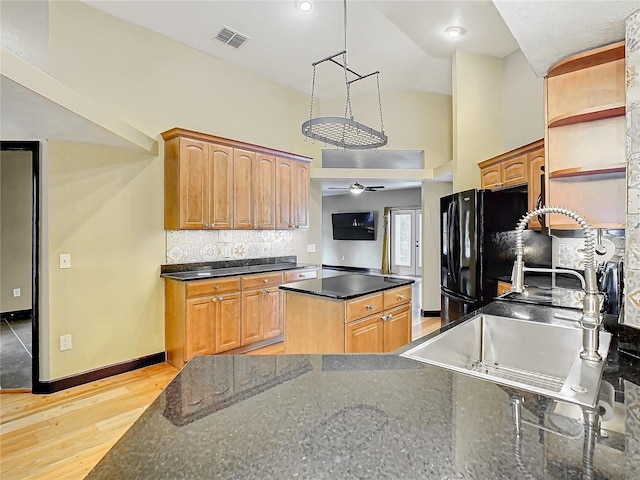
[510,206,602,362]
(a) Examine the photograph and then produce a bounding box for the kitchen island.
[279,274,414,354]
[86,300,640,479]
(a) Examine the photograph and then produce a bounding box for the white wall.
[452,51,504,192]
[502,50,544,151]
[322,188,421,269]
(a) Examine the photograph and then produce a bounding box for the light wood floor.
[0,316,440,480]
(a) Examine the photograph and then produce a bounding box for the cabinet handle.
[218,296,223,301]
[299,273,305,277]
[215,285,220,290]
[381,315,388,321]
[366,304,374,310]
[398,294,406,300]
[494,182,503,187]
[265,289,271,294]
[387,314,393,320]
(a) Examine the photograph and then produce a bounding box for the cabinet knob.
[366,304,374,310]
[387,314,393,320]
[204,223,209,228]
[398,294,406,300]
[263,278,269,283]
[265,289,271,294]
[299,273,305,277]
[212,298,217,303]
[218,296,223,301]
[381,315,388,321]
[215,285,220,290]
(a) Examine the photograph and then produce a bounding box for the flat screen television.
[332,212,375,240]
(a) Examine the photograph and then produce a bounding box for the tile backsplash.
[166,230,294,264]
[627,9,640,328]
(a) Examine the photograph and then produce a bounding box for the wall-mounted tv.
[332,212,375,241]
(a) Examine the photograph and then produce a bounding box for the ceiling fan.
[328,182,386,194]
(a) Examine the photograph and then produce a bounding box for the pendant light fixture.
[301,0,388,150]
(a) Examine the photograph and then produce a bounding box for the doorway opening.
[0,141,40,391]
[390,207,422,277]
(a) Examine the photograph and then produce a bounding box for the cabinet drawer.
[242,272,283,290]
[186,277,241,298]
[345,293,383,323]
[283,268,318,283]
[383,285,412,309]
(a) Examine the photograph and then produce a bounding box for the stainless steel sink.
[401,313,611,407]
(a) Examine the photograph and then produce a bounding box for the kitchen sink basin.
[401,313,611,407]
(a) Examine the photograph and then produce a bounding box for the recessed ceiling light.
[445,26,466,39]
[297,0,312,12]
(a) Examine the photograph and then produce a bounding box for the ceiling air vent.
[215,26,249,49]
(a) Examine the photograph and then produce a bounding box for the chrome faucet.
[510,206,602,362]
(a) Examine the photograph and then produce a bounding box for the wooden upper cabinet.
[162,128,311,231]
[233,148,256,229]
[255,154,276,229]
[478,139,544,230]
[479,151,528,190]
[294,161,310,229]
[275,157,294,229]
[164,138,208,229]
[209,143,234,229]
[528,150,545,230]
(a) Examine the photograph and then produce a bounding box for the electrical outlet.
[341,255,345,261]
[60,334,72,351]
[223,246,232,258]
[60,253,71,269]
[13,288,21,297]
[306,244,316,253]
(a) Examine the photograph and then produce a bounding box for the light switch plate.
[13,288,20,297]
[60,253,71,269]
[306,244,316,253]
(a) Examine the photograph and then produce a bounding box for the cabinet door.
[209,143,233,229]
[262,288,282,339]
[241,289,264,346]
[527,149,545,230]
[383,304,411,353]
[233,148,255,229]
[179,139,208,229]
[501,155,528,187]
[275,157,294,229]
[345,316,384,353]
[255,154,276,229]
[497,281,512,296]
[215,292,242,353]
[293,161,310,228]
[480,164,502,189]
[185,297,215,360]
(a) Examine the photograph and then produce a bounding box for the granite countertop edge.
[279,276,414,300]
[161,261,319,281]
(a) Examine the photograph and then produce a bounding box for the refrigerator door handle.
[450,200,460,284]
[446,201,454,281]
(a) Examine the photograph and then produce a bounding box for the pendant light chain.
[376,73,385,135]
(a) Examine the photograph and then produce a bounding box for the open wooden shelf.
[547,41,625,77]
[547,103,625,128]
[549,163,626,178]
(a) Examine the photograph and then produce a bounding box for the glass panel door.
[390,208,422,276]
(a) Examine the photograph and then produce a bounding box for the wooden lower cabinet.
[345,303,411,354]
[345,315,384,353]
[284,285,412,354]
[185,297,217,359]
[166,267,317,367]
[497,281,512,296]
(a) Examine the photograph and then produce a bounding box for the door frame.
[0,141,43,392]
[389,205,422,276]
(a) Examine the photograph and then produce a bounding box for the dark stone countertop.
[160,256,318,281]
[278,273,414,300]
[87,300,640,479]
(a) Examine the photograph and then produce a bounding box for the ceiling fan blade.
[328,187,349,190]
[367,186,385,189]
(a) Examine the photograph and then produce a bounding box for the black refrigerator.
[440,188,550,325]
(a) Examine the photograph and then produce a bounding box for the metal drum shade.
[301,116,388,150]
